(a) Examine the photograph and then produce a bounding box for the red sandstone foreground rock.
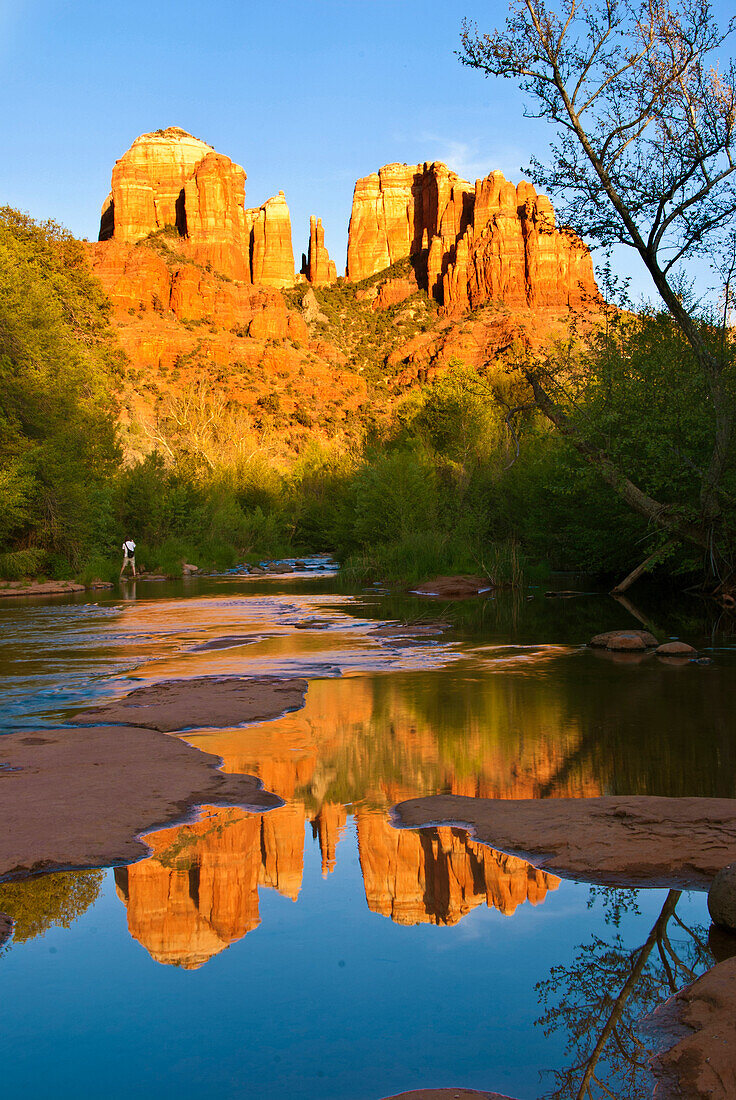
[381,1091,517,1100]
[79,675,308,732]
[650,957,736,1099]
[0,725,282,881]
[346,161,598,312]
[392,794,736,889]
[98,127,295,286]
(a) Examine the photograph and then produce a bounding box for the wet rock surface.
[78,675,308,732]
[708,862,736,931]
[650,957,736,1100]
[392,794,736,889]
[0,725,283,881]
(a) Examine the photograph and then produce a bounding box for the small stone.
[708,862,736,932]
[655,641,697,657]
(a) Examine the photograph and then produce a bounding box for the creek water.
[1,572,734,1100]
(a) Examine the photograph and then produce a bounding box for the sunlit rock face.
[356,812,559,926]
[346,162,474,287]
[98,127,295,286]
[246,192,296,289]
[346,162,597,312]
[301,215,337,286]
[99,128,214,244]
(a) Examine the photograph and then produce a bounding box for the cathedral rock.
[346,161,598,313]
[98,127,295,287]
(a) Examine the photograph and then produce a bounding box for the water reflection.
[111,806,559,968]
[537,888,712,1100]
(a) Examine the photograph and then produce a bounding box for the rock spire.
[301,215,337,286]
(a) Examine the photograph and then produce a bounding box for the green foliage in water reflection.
[0,869,104,944]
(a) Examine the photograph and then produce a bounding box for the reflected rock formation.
[357,812,559,926]
[113,672,593,966]
[115,800,347,968]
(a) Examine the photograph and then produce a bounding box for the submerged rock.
[410,575,493,598]
[709,862,736,932]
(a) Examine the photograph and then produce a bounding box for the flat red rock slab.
[0,725,283,881]
[392,794,736,889]
[382,1092,515,1100]
[370,622,449,638]
[0,580,85,598]
[649,957,736,1099]
[590,629,658,650]
[78,675,307,732]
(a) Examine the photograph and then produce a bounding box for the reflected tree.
[0,869,105,946]
[536,887,713,1099]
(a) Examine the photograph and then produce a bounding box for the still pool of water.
[1,575,734,1099]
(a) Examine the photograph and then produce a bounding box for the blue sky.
[2,0,734,297]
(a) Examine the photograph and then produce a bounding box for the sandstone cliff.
[346,162,474,287]
[346,161,597,313]
[98,128,295,287]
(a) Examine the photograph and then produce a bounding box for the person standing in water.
[120,538,137,577]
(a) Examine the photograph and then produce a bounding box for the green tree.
[0,208,123,571]
[461,0,736,588]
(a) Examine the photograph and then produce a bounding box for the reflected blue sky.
[0,817,712,1100]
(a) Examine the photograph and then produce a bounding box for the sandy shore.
[392,794,736,889]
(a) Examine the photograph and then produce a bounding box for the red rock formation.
[357,811,559,926]
[442,172,598,316]
[302,216,337,286]
[98,128,295,287]
[246,192,295,288]
[99,127,214,244]
[346,162,598,313]
[346,162,473,286]
[182,151,249,281]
